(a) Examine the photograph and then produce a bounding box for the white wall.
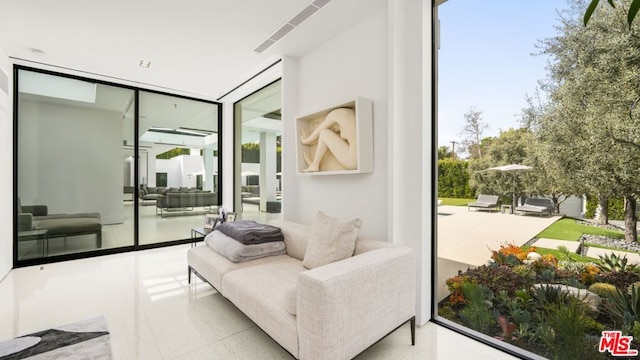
[17,100,124,224]
[156,159,182,187]
[0,46,12,278]
[282,8,389,239]
[180,155,204,188]
[155,155,210,189]
[281,1,433,325]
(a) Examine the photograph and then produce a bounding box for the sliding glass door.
[14,66,222,265]
[137,91,221,246]
[16,68,136,260]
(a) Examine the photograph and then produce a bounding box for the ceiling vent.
[254,0,332,54]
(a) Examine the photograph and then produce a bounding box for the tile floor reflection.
[0,244,518,359]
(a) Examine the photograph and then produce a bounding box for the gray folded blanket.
[216,220,284,245]
[205,230,285,263]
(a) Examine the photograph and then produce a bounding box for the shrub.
[598,271,640,289]
[603,285,640,333]
[491,244,538,266]
[581,264,601,286]
[458,282,495,333]
[463,264,535,296]
[588,282,618,299]
[438,159,473,198]
[586,195,624,220]
[534,298,605,360]
[445,273,470,306]
[598,253,638,273]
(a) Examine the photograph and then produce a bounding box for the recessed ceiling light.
[139,60,151,68]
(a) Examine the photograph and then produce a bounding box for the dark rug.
[0,317,111,359]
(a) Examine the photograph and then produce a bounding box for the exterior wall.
[559,195,585,219]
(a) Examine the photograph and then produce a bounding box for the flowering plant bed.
[440,243,640,359]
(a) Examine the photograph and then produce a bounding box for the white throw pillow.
[302,211,362,269]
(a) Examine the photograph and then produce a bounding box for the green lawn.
[534,247,597,263]
[439,197,476,206]
[535,217,625,241]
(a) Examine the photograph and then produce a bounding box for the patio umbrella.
[482,164,533,213]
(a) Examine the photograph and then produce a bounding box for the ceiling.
[1,0,385,101]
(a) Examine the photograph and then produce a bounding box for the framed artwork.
[295,97,373,175]
[203,213,218,232]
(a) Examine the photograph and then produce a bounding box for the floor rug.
[0,317,111,360]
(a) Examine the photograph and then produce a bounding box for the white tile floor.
[0,244,518,360]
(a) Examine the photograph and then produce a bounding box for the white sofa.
[187,220,416,360]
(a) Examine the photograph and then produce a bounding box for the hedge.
[438,159,473,198]
[585,196,624,220]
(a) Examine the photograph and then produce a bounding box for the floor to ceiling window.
[14,66,221,265]
[432,1,640,359]
[233,79,282,221]
[137,91,221,246]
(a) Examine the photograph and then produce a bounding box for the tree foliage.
[156,148,192,159]
[459,107,489,159]
[536,0,640,240]
[438,146,454,160]
[468,128,536,205]
[584,0,640,26]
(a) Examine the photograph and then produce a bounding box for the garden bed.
[440,243,640,359]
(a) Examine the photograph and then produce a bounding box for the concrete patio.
[436,205,562,301]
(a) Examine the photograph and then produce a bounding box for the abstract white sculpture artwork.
[299,108,357,172]
[296,97,373,175]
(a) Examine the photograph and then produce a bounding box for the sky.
[437,0,572,150]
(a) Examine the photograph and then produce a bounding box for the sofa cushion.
[147,187,157,194]
[222,257,304,357]
[187,245,288,292]
[272,221,311,261]
[302,211,362,269]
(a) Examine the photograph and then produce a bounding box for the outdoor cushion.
[516,198,552,215]
[468,194,499,209]
[302,211,362,269]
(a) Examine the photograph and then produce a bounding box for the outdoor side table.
[500,204,513,214]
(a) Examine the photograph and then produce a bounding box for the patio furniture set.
[467,194,553,217]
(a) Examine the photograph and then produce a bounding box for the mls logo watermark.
[599,331,638,357]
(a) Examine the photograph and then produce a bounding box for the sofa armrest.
[17,213,34,231]
[22,205,48,216]
[297,247,415,360]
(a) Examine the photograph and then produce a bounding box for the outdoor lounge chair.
[467,194,500,212]
[515,198,553,217]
